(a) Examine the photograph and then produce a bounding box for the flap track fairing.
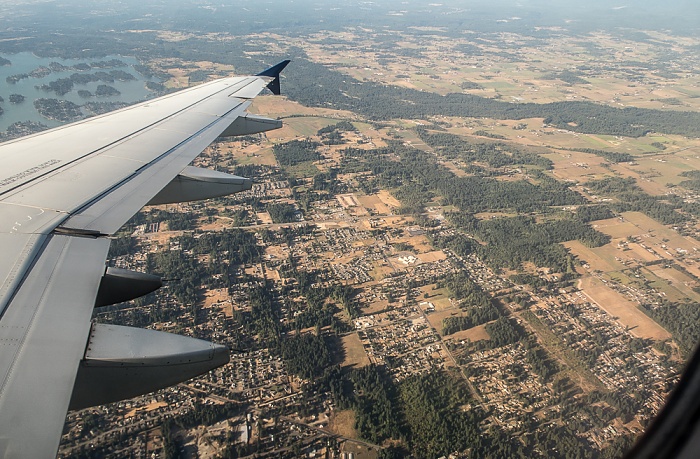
[69,324,229,410]
[95,267,162,307]
[147,166,252,206]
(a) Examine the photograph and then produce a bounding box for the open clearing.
[341,333,370,369]
[417,250,447,262]
[545,150,613,182]
[328,410,358,440]
[125,401,168,419]
[427,309,464,335]
[647,264,700,302]
[448,323,491,343]
[563,240,626,273]
[579,276,671,341]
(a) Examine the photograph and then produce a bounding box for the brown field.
[647,265,700,301]
[607,145,700,195]
[250,96,355,120]
[563,241,625,273]
[626,243,663,263]
[198,219,230,232]
[340,442,378,459]
[377,190,401,208]
[639,267,690,303]
[256,211,273,224]
[426,309,464,334]
[449,324,491,343]
[396,235,433,254]
[337,193,361,208]
[427,297,454,313]
[545,150,613,182]
[579,276,671,341]
[622,212,700,252]
[357,194,391,214]
[363,298,390,314]
[202,288,229,309]
[681,262,700,281]
[276,116,338,138]
[340,333,370,369]
[328,410,358,440]
[610,165,669,196]
[235,145,278,166]
[589,217,640,239]
[369,261,395,281]
[124,401,168,419]
[265,269,281,282]
[417,250,447,262]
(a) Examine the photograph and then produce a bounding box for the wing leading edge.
[0,60,289,458]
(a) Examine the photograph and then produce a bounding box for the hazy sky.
[2,0,700,37]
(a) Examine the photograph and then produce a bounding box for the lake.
[0,53,158,132]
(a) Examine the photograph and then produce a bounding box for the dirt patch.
[626,243,664,263]
[563,241,623,273]
[337,193,361,208]
[124,401,168,419]
[202,288,229,309]
[363,297,391,314]
[357,194,391,215]
[449,323,491,343]
[341,333,370,369]
[377,190,400,208]
[546,150,612,182]
[328,410,358,440]
[579,276,671,341]
[417,250,447,262]
[590,217,641,239]
[256,212,273,224]
[427,309,464,335]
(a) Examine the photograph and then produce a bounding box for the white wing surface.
[0,60,289,458]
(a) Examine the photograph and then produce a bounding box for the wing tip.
[257,60,291,95]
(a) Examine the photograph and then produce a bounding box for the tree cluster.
[273,139,321,166]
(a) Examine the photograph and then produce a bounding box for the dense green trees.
[484,317,526,348]
[526,345,559,382]
[575,205,614,222]
[567,148,634,163]
[586,177,686,224]
[418,128,553,169]
[441,272,501,335]
[108,236,138,258]
[398,372,482,458]
[285,58,700,138]
[445,214,609,272]
[280,333,332,379]
[266,203,299,223]
[344,366,402,443]
[642,299,700,356]
[179,229,261,266]
[273,139,321,166]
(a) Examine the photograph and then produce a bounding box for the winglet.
[256,59,290,95]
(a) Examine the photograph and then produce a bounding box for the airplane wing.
[0,60,290,458]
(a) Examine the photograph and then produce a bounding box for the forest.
[283,58,700,138]
[273,139,321,166]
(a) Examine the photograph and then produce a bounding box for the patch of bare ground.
[340,333,370,369]
[328,410,358,439]
[578,276,671,341]
[449,323,491,343]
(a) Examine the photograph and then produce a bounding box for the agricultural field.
[578,276,671,341]
[340,333,371,369]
